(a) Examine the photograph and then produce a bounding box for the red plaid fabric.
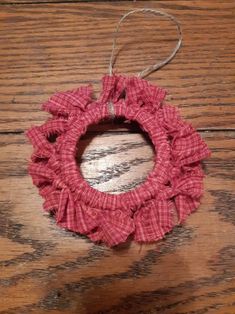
[26,74,211,247]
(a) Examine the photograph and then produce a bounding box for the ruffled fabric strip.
[26,74,211,247]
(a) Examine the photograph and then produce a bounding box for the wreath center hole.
[76,118,156,195]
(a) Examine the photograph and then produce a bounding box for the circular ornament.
[26,74,211,246]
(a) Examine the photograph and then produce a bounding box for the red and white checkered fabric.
[26,74,211,247]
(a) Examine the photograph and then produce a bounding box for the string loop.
[109,8,183,78]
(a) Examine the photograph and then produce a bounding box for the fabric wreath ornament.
[26,74,211,247]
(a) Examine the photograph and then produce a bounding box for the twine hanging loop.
[108,8,183,78]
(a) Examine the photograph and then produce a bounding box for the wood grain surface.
[0,1,235,313]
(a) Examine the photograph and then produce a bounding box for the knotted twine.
[26,9,211,247]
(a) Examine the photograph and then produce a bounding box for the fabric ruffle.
[26,74,211,247]
[42,85,93,117]
[98,74,166,114]
[134,199,174,242]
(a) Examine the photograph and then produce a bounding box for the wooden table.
[0,1,234,313]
